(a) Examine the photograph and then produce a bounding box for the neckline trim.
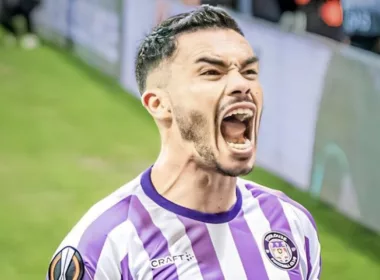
[140,166,242,224]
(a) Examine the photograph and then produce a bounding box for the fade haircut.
[135,5,244,94]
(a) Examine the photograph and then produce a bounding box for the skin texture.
[142,28,263,213]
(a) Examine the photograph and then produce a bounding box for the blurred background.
[0,0,380,279]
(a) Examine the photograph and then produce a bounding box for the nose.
[226,72,251,97]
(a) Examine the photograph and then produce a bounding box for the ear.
[141,89,172,121]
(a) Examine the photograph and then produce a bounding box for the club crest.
[263,231,299,270]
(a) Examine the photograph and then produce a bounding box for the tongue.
[221,119,246,143]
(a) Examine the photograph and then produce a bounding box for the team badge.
[48,246,84,280]
[263,231,299,270]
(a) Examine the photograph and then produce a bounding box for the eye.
[244,69,258,75]
[202,69,221,76]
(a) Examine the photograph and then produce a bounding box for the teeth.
[227,138,251,150]
[224,108,253,121]
[235,114,246,122]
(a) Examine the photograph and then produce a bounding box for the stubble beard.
[174,108,253,177]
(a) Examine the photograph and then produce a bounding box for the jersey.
[47,167,322,280]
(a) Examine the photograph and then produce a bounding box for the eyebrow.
[195,56,259,69]
[195,57,227,68]
[241,56,259,69]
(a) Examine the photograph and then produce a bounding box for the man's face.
[166,28,263,177]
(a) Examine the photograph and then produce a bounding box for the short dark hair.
[135,5,244,94]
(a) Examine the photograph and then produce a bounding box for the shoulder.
[238,177,318,234]
[238,178,322,276]
[48,174,143,278]
[59,175,141,248]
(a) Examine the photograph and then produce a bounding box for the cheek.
[252,86,263,133]
[172,79,226,123]
[188,78,226,102]
[252,85,263,109]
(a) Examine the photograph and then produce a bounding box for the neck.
[150,145,238,214]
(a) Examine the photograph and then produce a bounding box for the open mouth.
[220,108,254,151]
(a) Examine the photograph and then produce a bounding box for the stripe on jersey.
[125,219,154,279]
[291,205,322,279]
[240,184,290,280]
[83,267,94,280]
[129,196,179,280]
[94,221,132,280]
[77,196,133,276]
[206,223,247,280]
[136,190,203,280]
[305,237,312,280]
[246,184,301,280]
[178,216,224,279]
[228,211,269,280]
[275,193,318,232]
[121,254,133,280]
[279,200,307,279]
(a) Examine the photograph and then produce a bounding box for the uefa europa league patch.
[48,246,84,280]
[263,231,299,270]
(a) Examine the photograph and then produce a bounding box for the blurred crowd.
[193,0,380,55]
[1,0,380,55]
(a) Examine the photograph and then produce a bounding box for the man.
[47,5,321,280]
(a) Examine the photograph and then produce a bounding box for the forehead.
[174,28,254,64]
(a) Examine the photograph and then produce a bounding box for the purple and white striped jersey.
[47,167,321,280]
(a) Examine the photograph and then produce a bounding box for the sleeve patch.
[48,246,85,280]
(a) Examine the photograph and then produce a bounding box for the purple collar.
[140,166,242,224]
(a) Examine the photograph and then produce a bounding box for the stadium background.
[1,0,380,279]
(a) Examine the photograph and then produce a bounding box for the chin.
[215,156,255,177]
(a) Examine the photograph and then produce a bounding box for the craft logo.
[150,252,195,269]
